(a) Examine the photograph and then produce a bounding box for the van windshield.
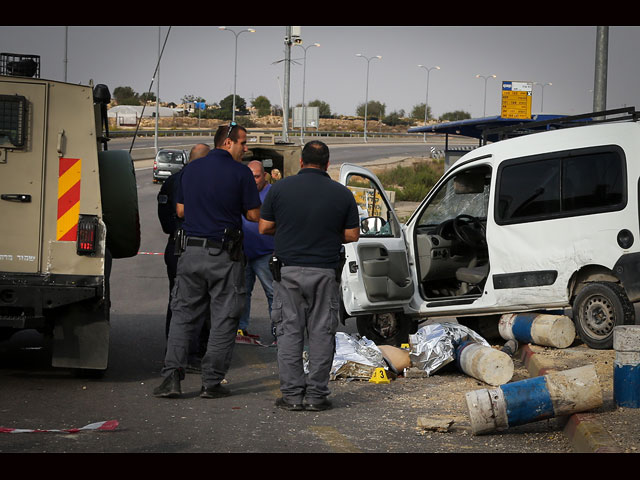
[418,166,491,226]
[157,151,185,164]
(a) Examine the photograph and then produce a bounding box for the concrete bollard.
[613,325,640,408]
[465,364,602,435]
[456,341,514,386]
[499,312,576,349]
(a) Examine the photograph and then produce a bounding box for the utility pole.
[593,26,609,117]
[282,27,292,143]
[155,27,160,155]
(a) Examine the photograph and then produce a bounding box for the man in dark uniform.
[153,123,261,399]
[259,140,360,411]
[157,143,211,372]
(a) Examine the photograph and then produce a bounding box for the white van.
[340,114,640,350]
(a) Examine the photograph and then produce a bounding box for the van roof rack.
[482,106,639,144]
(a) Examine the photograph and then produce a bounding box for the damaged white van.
[340,111,640,350]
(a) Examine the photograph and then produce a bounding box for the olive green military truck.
[243,132,301,179]
[0,53,140,373]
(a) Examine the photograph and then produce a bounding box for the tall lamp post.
[418,65,440,124]
[295,42,320,144]
[534,81,552,112]
[356,53,382,143]
[219,26,256,122]
[475,74,496,117]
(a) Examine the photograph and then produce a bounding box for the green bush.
[376,161,444,202]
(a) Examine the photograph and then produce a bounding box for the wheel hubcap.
[583,295,615,338]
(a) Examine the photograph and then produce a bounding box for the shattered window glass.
[417,167,491,226]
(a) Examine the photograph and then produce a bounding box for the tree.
[252,95,272,117]
[218,94,248,120]
[439,110,472,122]
[113,86,140,105]
[382,111,411,127]
[308,99,331,117]
[411,103,433,122]
[356,100,386,120]
[140,92,156,104]
[181,94,206,104]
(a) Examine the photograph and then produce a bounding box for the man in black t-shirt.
[260,140,360,411]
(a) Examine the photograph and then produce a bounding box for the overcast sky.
[1,25,638,119]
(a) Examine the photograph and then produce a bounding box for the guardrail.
[108,129,432,140]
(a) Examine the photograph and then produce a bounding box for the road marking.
[309,426,362,453]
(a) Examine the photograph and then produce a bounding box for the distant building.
[107,105,181,126]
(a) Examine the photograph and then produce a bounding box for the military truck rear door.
[0,81,46,273]
[339,163,414,315]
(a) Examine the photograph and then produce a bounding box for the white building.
[107,105,180,126]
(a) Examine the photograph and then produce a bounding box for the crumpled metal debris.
[409,322,489,376]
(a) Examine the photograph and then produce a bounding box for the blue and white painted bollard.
[499,312,576,349]
[613,325,640,408]
[456,341,514,386]
[465,364,602,435]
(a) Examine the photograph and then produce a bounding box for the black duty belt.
[186,237,223,249]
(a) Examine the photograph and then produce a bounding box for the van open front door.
[339,164,414,323]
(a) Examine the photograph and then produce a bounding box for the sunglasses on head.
[225,121,237,141]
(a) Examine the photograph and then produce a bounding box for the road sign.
[501,81,532,119]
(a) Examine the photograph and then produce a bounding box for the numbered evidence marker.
[369,367,390,384]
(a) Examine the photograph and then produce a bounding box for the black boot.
[153,370,181,398]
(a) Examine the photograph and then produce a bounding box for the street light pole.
[356,53,382,143]
[219,26,256,122]
[534,82,552,112]
[418,65,440,124]
[295,42,320,145]
[475,74,496,117]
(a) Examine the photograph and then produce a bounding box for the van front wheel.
[572,282,634,349]
[355,312,418,347]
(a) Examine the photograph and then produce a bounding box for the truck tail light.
[77,214,99,255]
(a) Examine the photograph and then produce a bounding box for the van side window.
[498,158,560,220]
[496,148,626,224]
[563,152,624,211]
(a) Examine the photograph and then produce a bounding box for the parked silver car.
[153,149,188,183]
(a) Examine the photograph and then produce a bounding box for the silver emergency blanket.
[409,322,489,376]
[323,332,387,379]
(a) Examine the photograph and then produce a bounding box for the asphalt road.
[109,133,478,166]
[2,142,639,454]
[0,144,594,453]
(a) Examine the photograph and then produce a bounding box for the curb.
[518,344,622,453]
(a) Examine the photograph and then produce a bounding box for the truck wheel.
[572,282,635,349]
[356,312,417,346]
[98,150,141,259]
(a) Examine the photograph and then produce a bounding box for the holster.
[269,255,282,282]
[223,227,244,262]
[174,228,186,256]
[336,246,346,282]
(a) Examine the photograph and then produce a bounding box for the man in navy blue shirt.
[154,123,261,399]
[260,140,360,411]
[157,143,210,371]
